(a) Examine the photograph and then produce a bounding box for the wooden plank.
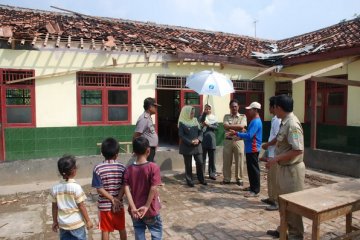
[176,51,266,67]
[311,76,360,87]
[283,47,360,66]
[346,213,352,234]
[292,56,360,84]
[312,215,320,240]
[250,65,278,80]
[318,205,353,222]
[268,71,301,79]
[5,61,168,84]
[279,198,288,240]
[97,141,132,153]
[286,202,316,220]
[279,179,360,213]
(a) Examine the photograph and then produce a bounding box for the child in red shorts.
[92,137,127,240]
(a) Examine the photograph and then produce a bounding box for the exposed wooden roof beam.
[292,56,360,84]
[177,51,266,67]
[250,66,278,80]
[268,72,301,79]
[282,47,360,66]
[310,76,360,87]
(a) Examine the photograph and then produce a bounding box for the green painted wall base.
[5,125,135,161]
[4,122,359,161]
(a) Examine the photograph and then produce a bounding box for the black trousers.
[147,147,156,162]
[246,152,260,194]
[183,154,205,184]
[202,148,216,177]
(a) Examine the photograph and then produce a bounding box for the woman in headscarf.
[199,104,218,180]
[178,105,207,187]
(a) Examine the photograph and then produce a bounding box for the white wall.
[0,49,267,127]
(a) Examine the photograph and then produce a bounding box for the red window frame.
[231,80,265,119]
[232,91,264,119]
[180,89,203,117]
[77,72,131,126]
[0,69,36,128]
[304,80,347,125]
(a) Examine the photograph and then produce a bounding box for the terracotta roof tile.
[0,5,273,59]
[0,5,359,63]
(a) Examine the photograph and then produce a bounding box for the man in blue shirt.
[227,102,262,197]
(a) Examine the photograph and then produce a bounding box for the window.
[156,76,187,89]
[305,78,347,125]
[275,81,292,96]
[232,80,264,118]
[0,69,35,127]
[77,72,131,125]
[182,91,202,117]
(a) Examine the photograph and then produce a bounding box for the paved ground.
[0,163,359,240]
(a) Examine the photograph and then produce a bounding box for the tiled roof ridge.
[0,4,273,42]
[277,18,360,43]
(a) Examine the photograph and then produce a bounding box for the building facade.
[0,5,359,162]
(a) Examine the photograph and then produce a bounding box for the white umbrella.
[186,70,235,97]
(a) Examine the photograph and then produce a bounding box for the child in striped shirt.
[92,137,127,240]
[50,155,93,240]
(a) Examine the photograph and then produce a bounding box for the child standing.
[92,137,127,240]
[124,137,163,240]
[50,155,93,240]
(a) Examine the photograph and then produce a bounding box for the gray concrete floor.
[0,163,358,240]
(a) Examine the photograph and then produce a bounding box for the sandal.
[220,181,231,185]
[244,191,259,198]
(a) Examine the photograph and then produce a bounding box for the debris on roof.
[0,26,13,37]
[0,4,359,65]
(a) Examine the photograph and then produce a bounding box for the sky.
[1,0,359,40]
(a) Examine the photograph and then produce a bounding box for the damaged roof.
[251,18,360,63]
[0,4,359,65]
[0,5,271,59]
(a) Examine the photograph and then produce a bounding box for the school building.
[0,5,359,175]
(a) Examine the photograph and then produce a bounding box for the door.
[156,89,203,145]
[0,84,4,161]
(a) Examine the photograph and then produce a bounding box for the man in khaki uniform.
[222,99,247,185]
[266,95,305,240]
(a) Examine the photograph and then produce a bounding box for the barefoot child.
[124,137,163,240]
[50,155,93,240]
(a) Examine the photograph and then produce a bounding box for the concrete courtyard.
[0,161,359,240]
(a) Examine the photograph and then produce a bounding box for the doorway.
[0,86,4,161]
[156,89,203,145]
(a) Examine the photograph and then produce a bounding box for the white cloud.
[227,8,255,36]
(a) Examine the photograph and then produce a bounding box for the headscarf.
[178,105,200,128]
[203,104,217,125]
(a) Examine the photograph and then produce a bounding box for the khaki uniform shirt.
[275,112,304,166]
[223,113,247,140]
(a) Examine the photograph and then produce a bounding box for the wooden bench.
[279,179,360,240]
[96,141,132,153]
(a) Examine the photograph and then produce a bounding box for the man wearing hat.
[227,101,263,198]
[133,97,161,162]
